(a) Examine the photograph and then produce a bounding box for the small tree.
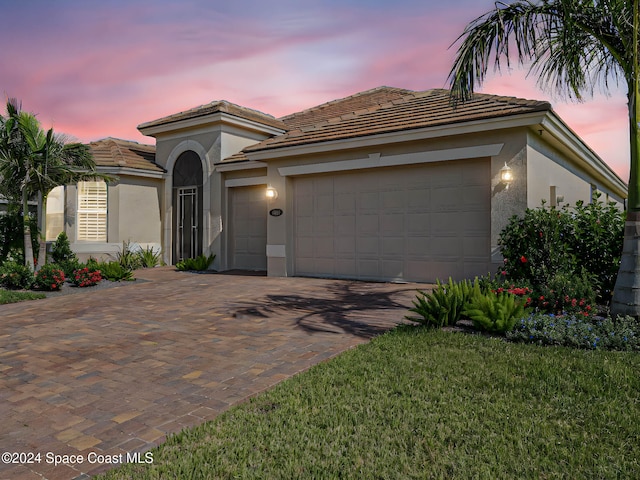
[0,98,112,269]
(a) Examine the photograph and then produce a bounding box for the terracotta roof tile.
[138,100,286,131]
[243,88,551,154]
[89,138,164,173]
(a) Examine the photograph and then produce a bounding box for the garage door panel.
[407,214,431,234]
[297,217,314,235]
[382,237,404,255]
[463,185,489,208]
[407,237,431,256]
[335,193,356,213]
[356,237,379,255]
[229,185,267,271]
[358,192,379,210]
[296,237,314,256]
[462,211,490,233]
[431,237,462,257]
[316,195,334,213]
[316,238,335,256]
[432,187,462,211]
[335,215,356,235]
[381,260,404,279]
[336,259,357,275]
[336,237,356,254]
[431,212,458,234]
[357,214,379,233]
[294,159,490,282]
[316,216,333,234]
[408,189,431,209]
[381,214,403,232]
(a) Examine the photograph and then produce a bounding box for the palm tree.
[448,0,640,317]
[0,99,110,269]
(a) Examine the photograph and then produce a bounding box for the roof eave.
[138,111,286,138]
[97,166,165,179]
[540,111,627,197]
[244,111,550,161]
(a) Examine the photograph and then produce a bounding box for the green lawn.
[0,289,45,304]
[98,327,640,479]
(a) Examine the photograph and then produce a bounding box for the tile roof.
[89,138,164,173]
[279,86,413,129]
[242,87,551,154]
[138,100,286,131]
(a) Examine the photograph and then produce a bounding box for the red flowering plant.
[33,263,65,291]
[492,285,533,307]
[498,195,620,312]
[72,267,102,287]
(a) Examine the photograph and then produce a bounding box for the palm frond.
[448,0,631,103]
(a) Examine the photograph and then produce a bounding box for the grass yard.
[98,327,640,479]
[0,289,45,304]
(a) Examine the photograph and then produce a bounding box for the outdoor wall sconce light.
[500,163,514,189]
[266,186,278,200]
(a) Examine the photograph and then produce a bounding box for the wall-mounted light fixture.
[266,186,278,200]
[500,163,514,189]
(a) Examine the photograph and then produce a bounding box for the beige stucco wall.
[526,136,593,208]
[45,186,65,241]
[151,121,275,267]
[64,177,162,262]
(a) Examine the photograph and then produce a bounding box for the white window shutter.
[77,181,107,241]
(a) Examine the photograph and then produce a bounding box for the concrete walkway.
[0,268,425,479]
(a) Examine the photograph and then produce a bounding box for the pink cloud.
[0,0,630,182]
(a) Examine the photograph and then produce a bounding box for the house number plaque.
[269,208,283,217]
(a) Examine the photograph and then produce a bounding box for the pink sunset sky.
[1,0,630,180]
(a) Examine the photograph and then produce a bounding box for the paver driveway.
[0,268,425,479]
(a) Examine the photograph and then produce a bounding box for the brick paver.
[0,268,425,479]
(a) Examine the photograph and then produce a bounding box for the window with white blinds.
[77,181,107,241]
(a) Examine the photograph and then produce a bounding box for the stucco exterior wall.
[63,177,162,262]
[526,131,625,207]
[237,127,531,278]
[114,178,162,248]
[526,140,592,208]
[151,121,276,266]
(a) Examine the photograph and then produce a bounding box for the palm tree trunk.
[611,0,640,318]
[36,191,47,271]
[22,188,35,271]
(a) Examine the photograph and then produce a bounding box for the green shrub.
[0,261,34,290]
[498,194,623,305]
[176,253,216,271]
[50,231,77,264]
[136,246,161,268]
[499,204,575,286]
[87,259,134,282]
[508,313,640,351]
[406,277,476,328]
[50,232,80,277]
[33,263,65,291]
[463,291,528,333]
[533,271,596,316]
[571,195,624,302]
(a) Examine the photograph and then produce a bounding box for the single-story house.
[50,86,627,282]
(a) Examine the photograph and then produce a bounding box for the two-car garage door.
[293,159,490,283]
